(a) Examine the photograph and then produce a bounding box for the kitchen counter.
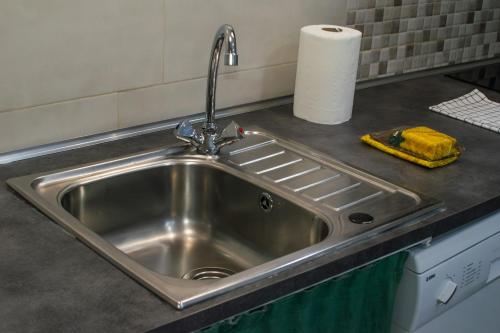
[1,74,500,333]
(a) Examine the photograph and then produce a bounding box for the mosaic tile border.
[346,0,500,80]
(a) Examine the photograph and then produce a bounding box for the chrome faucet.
[174,24,244,155]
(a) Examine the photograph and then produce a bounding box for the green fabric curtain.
[201,252,408,333]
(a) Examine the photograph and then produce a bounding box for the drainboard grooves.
[224,135,276,156]
[239,151,285,167]
[282,168,340,192]
[302,175,360,202]
[264,160,320,183]
[245,152,303,175]
[322,184,384,211]
[255,159,301,175]
[228,144,285,167]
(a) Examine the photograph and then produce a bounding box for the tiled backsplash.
[346,0,500,80]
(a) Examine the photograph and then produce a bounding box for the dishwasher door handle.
[487,257,500,283]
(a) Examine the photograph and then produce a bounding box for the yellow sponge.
[399,126,456,161]
[361,126,461,169]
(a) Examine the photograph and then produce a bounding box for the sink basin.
[60,163,329,279]
[8,128,441,309]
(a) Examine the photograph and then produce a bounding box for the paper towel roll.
[294,25,361,125]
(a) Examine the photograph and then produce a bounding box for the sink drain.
[349,212,374,224]
[182,267,235,281]
[260,192,274,213]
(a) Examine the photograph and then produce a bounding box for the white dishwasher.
[392,211,500,333]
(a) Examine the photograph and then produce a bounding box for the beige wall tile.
[217,63,297,108]
[164,0,348,83]
[118,79,205,128]
[118,63,297,128]
[0,0,163,112]
[0,1,351,152]
[0,94,117,153]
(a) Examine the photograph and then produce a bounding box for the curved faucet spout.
[175,24,243,155]
[205,24,239,130]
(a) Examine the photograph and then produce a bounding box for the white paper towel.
[294,25,361,125]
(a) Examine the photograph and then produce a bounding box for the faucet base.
[174,120,244,156]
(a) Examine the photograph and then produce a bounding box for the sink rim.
[9,148,339,309]
[7,127,442,309]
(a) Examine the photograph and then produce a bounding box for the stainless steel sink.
[60,163,329,279]
[8,128,441,309]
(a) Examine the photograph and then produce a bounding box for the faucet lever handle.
[215,121,245,148]
[174,120,204,147]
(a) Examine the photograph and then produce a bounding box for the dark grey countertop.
[1,74,500,333]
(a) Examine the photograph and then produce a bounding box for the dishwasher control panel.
[392,216,500,331]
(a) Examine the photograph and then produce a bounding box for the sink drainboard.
[222,133,397,219]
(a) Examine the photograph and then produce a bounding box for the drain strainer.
[260,192,274,213]
[182,267,235,280]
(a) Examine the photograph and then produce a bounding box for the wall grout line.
[0,62,299,116]
[161,0,167,84]
[156,61,297,85]
[115,93,120,130]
